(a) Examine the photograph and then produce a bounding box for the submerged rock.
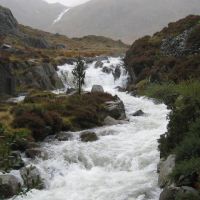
[112,65,121,80]
[132,110,145,117]
[0,174,20,198]
[80,131,98,142]
[102,67,113,74]
[91,85,104,93]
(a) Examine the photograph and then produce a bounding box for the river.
[15,57,168,200]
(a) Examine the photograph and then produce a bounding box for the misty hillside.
[0,0,67,31]
[51,0,200,43]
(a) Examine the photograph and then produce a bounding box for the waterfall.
[15,57,168,200]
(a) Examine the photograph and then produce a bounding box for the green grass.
[140,79,200,102]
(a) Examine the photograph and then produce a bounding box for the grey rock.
[80,131,98,142]
[102,67,113,74]
[20,166,44,190]
[112,65,121,80]
[159,186,179,200]
[132,110,145,116]
[104,97,126,120]
[158,154,176,188]
[0,174,20,198]
[95,61,104,68]
[0,5,18,36]
[56,132,72,141]
[66,88,76,95]
[103,116,119,126]
[23,36,50,49]
[91,85,104,93]
[115,86,126,92]
[25,148,48,159]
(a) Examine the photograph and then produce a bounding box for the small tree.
[72,57,86,95]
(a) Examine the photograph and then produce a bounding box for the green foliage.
[175,192,200,200]
[72,57,86,95]
[158,97,200,158]
[175,135,200,162]
[171,158,200,184]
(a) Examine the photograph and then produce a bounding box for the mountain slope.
[124,15,200,85]
[51,0,200,43]
[0,0,67,31]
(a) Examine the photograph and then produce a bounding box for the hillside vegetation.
[125,15,200,199]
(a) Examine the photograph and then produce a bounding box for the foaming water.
[15,57,168,200]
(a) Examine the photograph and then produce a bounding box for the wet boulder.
[91,85,104,93]
[115,86,126,92]
[104,97,126,120]
[0,174,20,199]
[25,148,48,159]
[80,131,98,142]
[56,132,72,141]
[103,116,119,126]
[132,110,145,117]
[112,65,121,80]
[9,151,25,170]
[95,61,104,68]
[158,154,176,188]
[159,186,179,200]
[102,67,113,74]
[20,166,44,190]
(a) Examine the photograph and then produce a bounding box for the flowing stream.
[15,57,168,200]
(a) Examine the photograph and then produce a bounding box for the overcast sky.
[45,0,90,7]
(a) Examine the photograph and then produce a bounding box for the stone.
[66,88,76,95]
[0,174,20,199]
[95,61,104,68]
[159,186,179,200]
[91,85,104,93]
[104,97,126,120]
[132,110,145,116]
[103,116,119,126]
[22,36,50,49]
[112,65,121,80]
[115,86,126,92]
[102,67,113,74]
[158,154,176,188]
[56,132,72,141]
[80,131,98,142]
[20,166,44,190]
[25,148,48,159]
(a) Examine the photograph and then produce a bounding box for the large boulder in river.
[112,65,121,80]
[0,174,20,198]
[25,148,48,159]
[132,110,145,117]
[80,131,98,142]
[104,97,126,120]
[20,166,44,190]
[158,154,176,188]
[91,85,104,93]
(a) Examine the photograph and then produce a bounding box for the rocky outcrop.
[22,36,50,49]
[0,174,20,199]
[18,63,64,90]
[161,28,193,57]
[0,5,18,36]
[158,154,176,188]
[104,97,126,120]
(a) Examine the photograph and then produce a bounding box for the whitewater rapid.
[15,57,168,200]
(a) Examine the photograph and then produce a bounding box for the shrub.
[171,158,200,186]
[158,97,200,158]
[175,135,200,162]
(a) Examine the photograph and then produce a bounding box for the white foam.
[15,57,169,200]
